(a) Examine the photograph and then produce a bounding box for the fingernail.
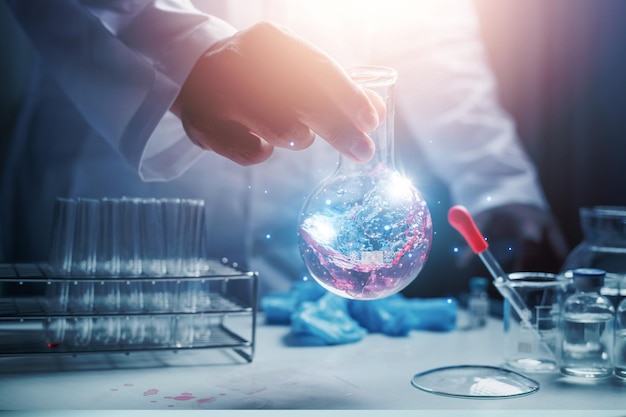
[349,139,375,162]
[356,108,379,132]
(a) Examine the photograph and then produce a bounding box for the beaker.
[561,206,626,308]
[297,66,432,300]
[502,272,567,373]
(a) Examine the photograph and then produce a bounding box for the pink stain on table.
[143,388,159,396]
[164,392,196,401]
[197,397,217,404]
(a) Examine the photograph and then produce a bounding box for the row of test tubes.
[49,197,207,277]
[46,278,213,314]
[45,315,214,350]
[46,197,211,314]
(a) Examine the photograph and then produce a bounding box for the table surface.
[0,312,625,412]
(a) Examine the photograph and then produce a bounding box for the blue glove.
[348,294,458,336]
[290,293,367,345]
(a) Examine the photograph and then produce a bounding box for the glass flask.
[297,66,432,300]
[560,268,615,379]
[561,206,626,307]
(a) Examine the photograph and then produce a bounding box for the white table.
[0,312,624,414]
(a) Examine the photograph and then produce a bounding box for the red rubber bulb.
[447,205,489,254]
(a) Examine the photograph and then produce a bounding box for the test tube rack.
[0,260,257,362]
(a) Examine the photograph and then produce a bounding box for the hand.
[456,204,569,273]
[171,22,384,166]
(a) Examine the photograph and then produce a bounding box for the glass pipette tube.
[447,205,533,324]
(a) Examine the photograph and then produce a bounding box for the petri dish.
[411,365,539,399]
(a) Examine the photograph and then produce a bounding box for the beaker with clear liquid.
[297,66,432,300]
[503,272,567,373]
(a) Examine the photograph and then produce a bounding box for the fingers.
[291,71,381,163]
[235,88,317,151]
[235,22,382,161]
[293,86,383,162]
[182,117,275,166]
[363,88,387,122]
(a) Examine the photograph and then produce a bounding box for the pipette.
[447,205,533,324]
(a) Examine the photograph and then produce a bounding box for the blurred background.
[2,0,625,299]
[395,0,626,297]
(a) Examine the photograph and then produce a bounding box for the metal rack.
[0,261,257,362]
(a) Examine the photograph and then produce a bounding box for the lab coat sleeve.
[7,0,236,181]
[374,0,548,215]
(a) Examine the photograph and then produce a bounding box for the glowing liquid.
[298,168,432,300]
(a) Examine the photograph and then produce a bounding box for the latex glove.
[170,21,384,166]
[457,203,569,273]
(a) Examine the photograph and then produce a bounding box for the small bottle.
[615,297,626,380]
[468,277,489,328]
[560,268,615,378]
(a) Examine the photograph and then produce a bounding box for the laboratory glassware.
[615,297,626,379]
[448,205,564,371]
[411,365,539,399]
[448,205,535,327]
[503,272,565,373]
[468,276,489,328]
[560,268,615,379]
[561,206,626,308]
[298,66,432,300]
[48,197,77,276]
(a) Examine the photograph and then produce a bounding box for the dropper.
[447,205,533,325]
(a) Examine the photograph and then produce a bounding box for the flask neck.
[338,66,397,174]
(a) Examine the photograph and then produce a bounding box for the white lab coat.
[1,0,547,298]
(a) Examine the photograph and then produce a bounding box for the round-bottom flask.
[297,66,432,300]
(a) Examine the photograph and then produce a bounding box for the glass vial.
[615,297,626,379]
[560,268,615,378]
[297,66,432,300]
[468,277,489,328]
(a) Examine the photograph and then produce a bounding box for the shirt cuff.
[132,18,235,181]
[138,111,205,182]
